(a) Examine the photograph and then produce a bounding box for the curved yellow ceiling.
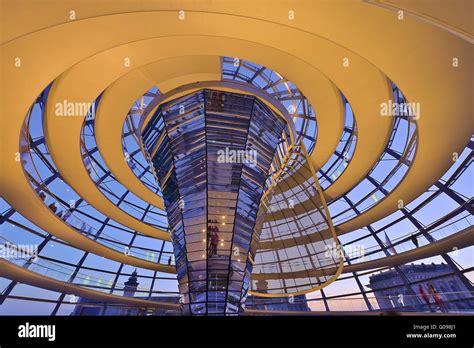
[0,1,472,291]
[95,56,218,211]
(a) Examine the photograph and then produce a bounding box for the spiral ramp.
[0,0,472,313]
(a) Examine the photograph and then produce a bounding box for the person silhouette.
[418,284,433,312]
[210,229,219,257]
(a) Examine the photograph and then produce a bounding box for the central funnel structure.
[142,89,286,315]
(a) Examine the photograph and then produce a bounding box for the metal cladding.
[142,89,286,315]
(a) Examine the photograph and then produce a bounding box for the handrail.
[0,237,175,294]
[252,225,474,279]
[0,258,180,310]
[250,136,345,296]
[19,107,173,266]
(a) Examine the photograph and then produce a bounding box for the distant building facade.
[367,263,474,312]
